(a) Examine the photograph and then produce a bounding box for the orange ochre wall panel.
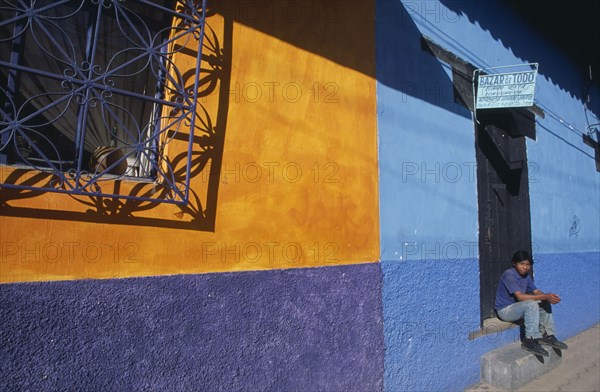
[0,0,378,283]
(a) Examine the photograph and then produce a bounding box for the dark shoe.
[521,338,549,356]
[540,335,568,350]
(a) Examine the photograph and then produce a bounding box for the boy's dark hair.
[512,250,533,265]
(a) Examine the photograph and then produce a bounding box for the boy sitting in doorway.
[495,250,568,356]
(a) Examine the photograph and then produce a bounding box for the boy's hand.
[545,293,561,304]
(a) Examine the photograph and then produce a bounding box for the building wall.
[1,1,599,391]
[0,264,383,391]
[0,1,379,283]
[378,1,600,391]
[1,1,383,391]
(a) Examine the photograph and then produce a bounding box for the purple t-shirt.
[494,267,538,310]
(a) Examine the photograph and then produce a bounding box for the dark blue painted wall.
[382,258,520,392]
[534,252,600,337]
[0,263,384,391]
[2,1,599,391]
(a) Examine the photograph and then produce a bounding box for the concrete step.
[464,382,504,392]
[480,340,563,390]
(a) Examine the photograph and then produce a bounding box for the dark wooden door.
[475,109,533,321]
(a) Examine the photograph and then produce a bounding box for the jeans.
[497,300,556,339]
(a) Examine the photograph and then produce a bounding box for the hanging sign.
[474,64,538,109]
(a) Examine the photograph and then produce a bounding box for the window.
[0,0,207,204]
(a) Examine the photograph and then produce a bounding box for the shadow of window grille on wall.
[0,0,207,205]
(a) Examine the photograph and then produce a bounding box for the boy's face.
[513,259,531,276]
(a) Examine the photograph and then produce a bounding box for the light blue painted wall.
[377,0,600,390]
[527,91,600,254]
[377,0,478,262]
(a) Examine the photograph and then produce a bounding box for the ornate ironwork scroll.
[0,0,208,205]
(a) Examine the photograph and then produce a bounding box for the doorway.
[475,108,535,322]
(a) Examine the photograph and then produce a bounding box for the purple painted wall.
[0,263,384,391]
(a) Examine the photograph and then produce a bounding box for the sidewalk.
[466,324,600,392]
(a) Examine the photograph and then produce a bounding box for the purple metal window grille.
[0,0,208,205]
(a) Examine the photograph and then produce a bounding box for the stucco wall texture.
[0,263,384,391]
[1,0,600,391]
[0,0,379,284]
[382,258,521,392]
[377,0,600,390]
